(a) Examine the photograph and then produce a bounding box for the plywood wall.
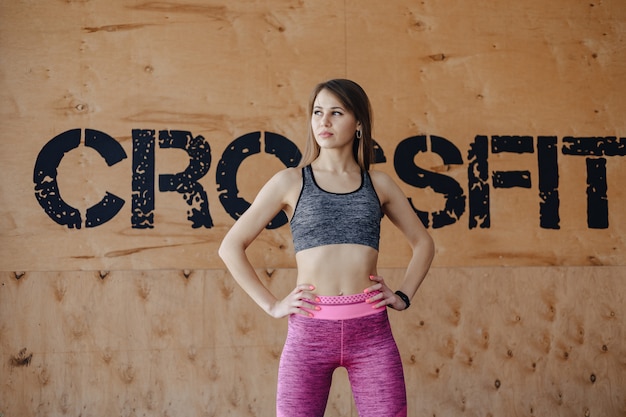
[1,0,624,416]
[0,0,624,271]
[2,268,624,416]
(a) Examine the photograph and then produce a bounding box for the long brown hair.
[300,79,374,171]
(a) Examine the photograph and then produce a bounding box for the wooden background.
[1,0,624,416]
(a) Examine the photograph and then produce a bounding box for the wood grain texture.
[1,267,624,416]
[0,1,624,414]
[0,0,624,271]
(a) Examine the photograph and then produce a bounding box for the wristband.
[394,290,411,310]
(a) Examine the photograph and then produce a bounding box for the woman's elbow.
[218,234,247,264]
[414,233,435,261]
[425,234,435,260]
[218,235,235,263]
[217,241,228,262]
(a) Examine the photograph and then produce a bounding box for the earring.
[356,129,362,139]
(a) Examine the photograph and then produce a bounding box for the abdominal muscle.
[294,244,379,296]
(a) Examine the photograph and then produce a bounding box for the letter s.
[394,135,466,228]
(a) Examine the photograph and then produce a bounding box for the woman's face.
[311,89,360,151]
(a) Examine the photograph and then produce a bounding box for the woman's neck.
[313,151,359,173]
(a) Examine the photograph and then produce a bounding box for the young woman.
[219,79,435,417]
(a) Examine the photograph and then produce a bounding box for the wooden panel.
[0,0,624,271]
[1,2,624,415]
[1,267,624,416]
[394,267,626,416]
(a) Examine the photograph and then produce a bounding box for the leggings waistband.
[302,291,385,320]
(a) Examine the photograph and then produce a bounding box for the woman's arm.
[369,171,435,310]
[218,169,317,318]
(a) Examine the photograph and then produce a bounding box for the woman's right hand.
[269,284,320,319]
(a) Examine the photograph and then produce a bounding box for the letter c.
[33,129,127,228]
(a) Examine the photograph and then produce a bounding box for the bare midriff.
[295,244,379,296]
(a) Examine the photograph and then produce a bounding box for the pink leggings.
[277,292,407,417]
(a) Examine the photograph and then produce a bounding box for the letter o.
[216,131,301,229]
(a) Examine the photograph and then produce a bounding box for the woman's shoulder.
[263,167,303,195]
[368,168,402,203]
[249,167,303,214]
[271,166,303,184]
[368,168,395,186]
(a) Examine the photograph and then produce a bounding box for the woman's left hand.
[364,275,407,310]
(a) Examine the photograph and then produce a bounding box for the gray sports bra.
[290,165,382,253]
